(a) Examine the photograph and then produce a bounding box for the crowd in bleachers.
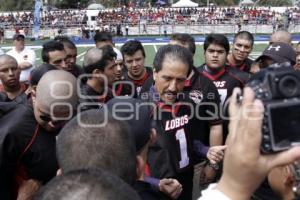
[0,6,299,30]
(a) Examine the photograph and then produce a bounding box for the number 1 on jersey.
[175,128,189,169]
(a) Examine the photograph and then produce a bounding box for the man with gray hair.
[79,45,117,111]
[0,70,78,199]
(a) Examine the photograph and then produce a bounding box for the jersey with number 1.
[147,102,194,179]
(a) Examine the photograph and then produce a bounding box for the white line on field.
[77,51,86,58]
[154,45,157,52]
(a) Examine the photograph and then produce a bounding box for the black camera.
[247,62,300,153]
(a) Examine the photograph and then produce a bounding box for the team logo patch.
[189,90,203,104]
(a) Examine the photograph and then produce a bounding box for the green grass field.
[2,43,269,67]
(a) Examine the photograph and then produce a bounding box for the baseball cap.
[256,42,296,65]
[13,34,25,40]
[106,98,154,153]
[29,63,56,86]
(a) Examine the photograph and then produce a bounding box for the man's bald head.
[34,70,78,131]
[83,47,103,68]
[270,30,292,45]
[0,54,20,91]
[0,54,18,66]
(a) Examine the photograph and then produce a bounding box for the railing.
[2,20,300,39]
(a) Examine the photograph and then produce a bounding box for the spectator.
[7,34,36,83]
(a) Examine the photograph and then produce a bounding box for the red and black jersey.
[198,65,245,106]
[227,57,254,73]
[198,64,246,142]
[184,67,223,146]
[0,102,59,199]
[123,67,153,97]
[79,83,113,112]
[145,89,195,200]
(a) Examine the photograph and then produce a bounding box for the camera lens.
[278,76,299,98]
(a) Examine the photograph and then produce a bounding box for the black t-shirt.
[0,102,59,199]
[227,57,254,73]
[79,83,113,111]
[123,67,153,97]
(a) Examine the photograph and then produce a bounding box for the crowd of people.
[0,6,299,31]
[0,29,300,200]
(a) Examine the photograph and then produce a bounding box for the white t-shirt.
[7,47,36,82]
[198,184,231,200]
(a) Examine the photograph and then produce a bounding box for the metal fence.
[2,20,300,39]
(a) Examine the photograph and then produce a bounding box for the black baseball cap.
[29,63,56,86]
[13,34,25,40]
[256,42,296,65]
[106,98,154,153]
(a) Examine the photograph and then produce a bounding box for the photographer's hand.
[215,87,300,200]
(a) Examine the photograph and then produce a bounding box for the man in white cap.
[6,34,36,83]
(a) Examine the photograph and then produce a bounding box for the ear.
[149,128,157,145]
[136,155,144,180]
[153,69,157,81]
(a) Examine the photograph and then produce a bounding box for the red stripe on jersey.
[115,83,123,96]
[228,62,246,71]
[130,71,150,86]
[184,79,191,87]
[157,102,181,116]
[202,68,226,81]
[228,71,245,86]
[145,162,151,176]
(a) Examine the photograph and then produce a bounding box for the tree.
[255,0,292,6]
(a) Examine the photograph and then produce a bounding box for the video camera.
[247,62,300,153]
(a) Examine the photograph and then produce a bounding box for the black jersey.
[145,86,195,200]
[227,57,254,73]
[198,65,246,142]
[123,67,153,97]
[79,83,113,111]
[140,67,222,146]
[198,65,245,106]
[0,102,59,199]
[184,67,223,146]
